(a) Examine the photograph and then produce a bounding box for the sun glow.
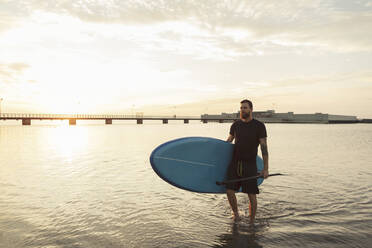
[45,126,90,162]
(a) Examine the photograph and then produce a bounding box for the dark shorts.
[225,159,259,194]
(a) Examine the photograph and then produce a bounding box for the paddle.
[216,173,284,186]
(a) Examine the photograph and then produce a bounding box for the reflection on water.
[214,222,264,248]
[44,126,90,161]
[0,123,372,247]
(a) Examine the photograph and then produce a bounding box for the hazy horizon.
[1,0,372,118]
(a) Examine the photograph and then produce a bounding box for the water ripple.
[1,124,372,247]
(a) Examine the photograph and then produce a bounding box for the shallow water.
[1,122,371,247]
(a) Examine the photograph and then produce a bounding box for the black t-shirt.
[229,119,267,162]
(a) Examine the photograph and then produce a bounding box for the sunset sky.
[0,0,371,117]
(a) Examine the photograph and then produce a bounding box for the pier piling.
[69,119,76,125]
[22,118,31,125]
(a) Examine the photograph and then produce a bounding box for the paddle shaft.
[216,173,283,186]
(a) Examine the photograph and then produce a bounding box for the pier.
[0,113,233,126]
[0,113,369,126]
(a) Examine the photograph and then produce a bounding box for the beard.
[240,111,250,119]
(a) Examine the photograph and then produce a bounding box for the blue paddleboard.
[150,137,264,193]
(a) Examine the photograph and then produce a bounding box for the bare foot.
[231,213,241,222]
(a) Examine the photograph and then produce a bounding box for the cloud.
[8,62,29,72]
[155,84,372,118]
[270,70,372,88]
[123,69,372,116]
[1,0,371,59]
[66,0,372,54]
[0,14,15,33]
[243,81,270,87]
[0,62,30,83]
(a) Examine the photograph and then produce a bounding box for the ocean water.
[0,121,371,248]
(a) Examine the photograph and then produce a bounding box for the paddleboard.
[150,137,264,193]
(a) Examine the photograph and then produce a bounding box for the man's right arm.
[226,134,234,143]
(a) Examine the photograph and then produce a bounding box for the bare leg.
[248,194,257,224]
[227,189,240,221]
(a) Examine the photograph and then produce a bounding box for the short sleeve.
[229,122,236,136]
[259,122,267,138]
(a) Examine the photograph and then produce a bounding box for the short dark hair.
[240,99,253,109]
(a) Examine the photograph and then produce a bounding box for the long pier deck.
[0,113,232,125]
[1,113,368,125]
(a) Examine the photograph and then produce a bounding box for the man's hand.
[260,169,269,179]
[226,134,234,143]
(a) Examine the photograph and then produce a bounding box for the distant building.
[201,110,358,123]
[200,112,239,120]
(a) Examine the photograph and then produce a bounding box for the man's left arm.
[259,137,269,178]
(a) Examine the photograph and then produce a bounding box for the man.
[226,99,269,223]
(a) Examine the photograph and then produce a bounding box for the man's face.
[240,103,251,119]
